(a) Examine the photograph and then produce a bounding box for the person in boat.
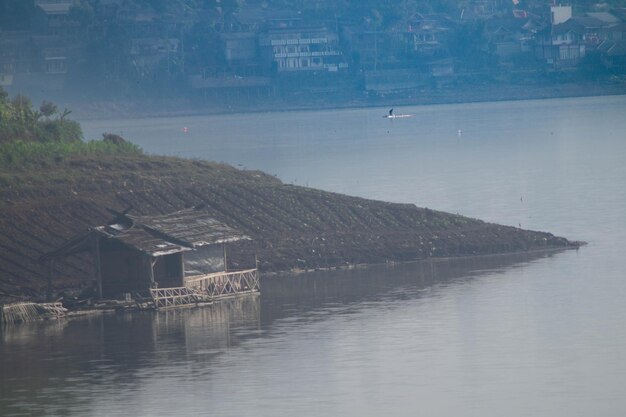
[389,108,394,117]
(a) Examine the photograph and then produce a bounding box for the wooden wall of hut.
[100,239,152,298]
[153,253,184,288]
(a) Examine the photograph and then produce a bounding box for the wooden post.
[179,252,185,287]
[223,243,228,273]
[93,234,103,299]
[148,256,156,287]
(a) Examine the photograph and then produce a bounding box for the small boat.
[384,114,413,119]
[383,108,413,119]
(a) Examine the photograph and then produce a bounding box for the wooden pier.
[150,269,260,309]
[185,269,260,297]
[149,287,204,309]
[1,302,67,324]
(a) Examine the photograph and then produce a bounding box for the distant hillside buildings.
[1,1,626,98]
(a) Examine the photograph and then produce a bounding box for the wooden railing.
[151,269,260,309]
[185,269,260,298]
[1,302,66,324]
[150,287,201,309]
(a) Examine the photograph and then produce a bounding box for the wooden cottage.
[44,209,259,308]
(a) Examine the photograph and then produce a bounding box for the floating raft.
[1,302,67,324]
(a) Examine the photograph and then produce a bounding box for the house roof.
[605,22,626,32]
[99,209,250,256]
[522,18,546,33]
[220,32,257,41]
[42,209,250,260]
[128,210,249,248]
[586,12,621,24]
[551,19,584,36]
[611,8,626,21]
[93,224,190,257]
[36,1,73,15]
[485,17,527,33]
[598,39,626,56]
[234,7,301,27]
[571,16,605,29]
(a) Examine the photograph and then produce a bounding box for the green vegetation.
[0,139,143,169]
[0,87,81,144]
[0,88,142,168]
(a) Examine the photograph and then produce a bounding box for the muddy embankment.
[0,154,582,301]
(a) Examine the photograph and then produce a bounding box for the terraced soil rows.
[0,154,579,301]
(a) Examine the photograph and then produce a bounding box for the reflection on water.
[153,295,261,356]
[261,251,559,319]
[0,296,261,417]
[1,251,558,417]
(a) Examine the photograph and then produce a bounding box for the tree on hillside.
[447,20,495,70]
[0,88,83,144]
[184,22,225,73]
[40,101,58,120]
[343,0,403,28]
[0,88,10,122]
[11,95,37,126]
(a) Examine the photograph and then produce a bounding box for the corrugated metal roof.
[94,225,191,257]
[42,209,250,260]
[128,209,249,248]
[94,209,249,256]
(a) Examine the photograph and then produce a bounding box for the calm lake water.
[3,95,626,416]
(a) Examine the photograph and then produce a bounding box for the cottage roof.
[42,209,250,260]
[98,209,250,256]
[93,224,189,257]
[129,210,249,248]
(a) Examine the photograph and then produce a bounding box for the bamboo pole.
[223,243,228,272]
[148,256,156,287]
[93,234,103,299]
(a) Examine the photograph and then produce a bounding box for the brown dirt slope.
[0,154,580,300]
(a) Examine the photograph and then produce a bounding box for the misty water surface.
[2,95,626,416]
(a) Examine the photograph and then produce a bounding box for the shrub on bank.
[0,88,143,167]
[0,89,84,144]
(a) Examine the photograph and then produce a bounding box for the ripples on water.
[3,96,626,416]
